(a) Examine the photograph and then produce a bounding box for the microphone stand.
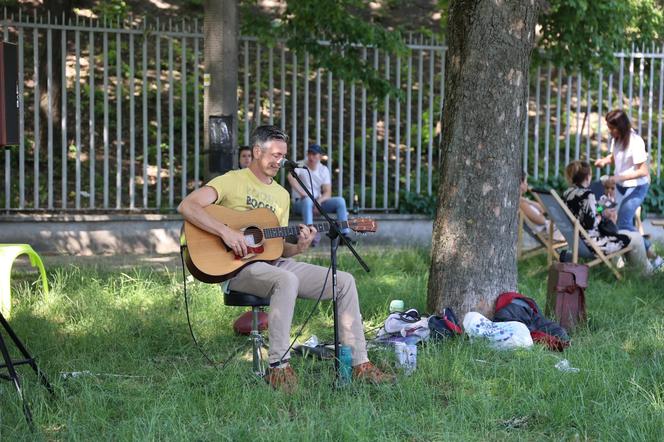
[286,164,370,386]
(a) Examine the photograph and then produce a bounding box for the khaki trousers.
[228,258,369,366]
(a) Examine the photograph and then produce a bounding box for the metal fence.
[524,46,664,184]
[0,11,444,213]
[2,11,663,214]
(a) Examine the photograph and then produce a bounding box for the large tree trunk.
[427,0,540,318]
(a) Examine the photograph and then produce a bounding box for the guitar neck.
[264,221,348,239]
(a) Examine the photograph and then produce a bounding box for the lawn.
[1,248,663,440]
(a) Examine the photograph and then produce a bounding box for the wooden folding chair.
[517,208,567,262]
[531,189,633,280]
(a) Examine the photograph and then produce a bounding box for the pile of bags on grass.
[374,292,570,352]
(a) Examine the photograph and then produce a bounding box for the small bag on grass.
[546,262,588,331]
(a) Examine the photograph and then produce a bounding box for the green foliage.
[93,0,129,23]
[536,0,663,73]
[438,0,663,73]
[183,0,204,9]
[241,0,406,99]
[642,178,664,216]
[398,189,437,218]
[527,174,569,195]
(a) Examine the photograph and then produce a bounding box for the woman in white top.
[594,109,650,232]
[595,110,663,269]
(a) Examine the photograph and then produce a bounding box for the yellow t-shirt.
[206,168,290,227]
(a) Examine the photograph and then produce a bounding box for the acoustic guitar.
[182,205,377,283]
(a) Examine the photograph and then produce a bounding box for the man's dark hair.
[250,125,289,151]
[239,145,252,154]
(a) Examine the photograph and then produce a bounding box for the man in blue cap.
[287,144,355,246]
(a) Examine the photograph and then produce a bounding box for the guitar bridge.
[233,245,265,260]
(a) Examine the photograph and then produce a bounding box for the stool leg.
[250,307,266,377]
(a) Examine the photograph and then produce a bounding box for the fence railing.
[2,10,663,215]
[524,46,664,184]
[0,11,444,213]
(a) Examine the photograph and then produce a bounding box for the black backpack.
[428,308,462,340]
[494,292,570,351]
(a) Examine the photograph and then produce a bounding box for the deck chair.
[531,188,633,280]
[517,208,567,261]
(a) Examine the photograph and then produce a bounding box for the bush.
[398,190,437,218]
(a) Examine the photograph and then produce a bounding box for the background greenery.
[1,248,663,440]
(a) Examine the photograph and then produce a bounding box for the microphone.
[278,158,304,170]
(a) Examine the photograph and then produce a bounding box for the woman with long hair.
[595,109,663,269]
[595,110,649,230]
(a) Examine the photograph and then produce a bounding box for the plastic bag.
[463,312,533,350]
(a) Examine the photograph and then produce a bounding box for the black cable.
[180,245,242,371]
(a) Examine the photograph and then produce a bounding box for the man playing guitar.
[178,125,394,393]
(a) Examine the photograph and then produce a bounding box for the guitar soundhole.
[243,226,264,246]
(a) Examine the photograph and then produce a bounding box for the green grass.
[2,248,664,440]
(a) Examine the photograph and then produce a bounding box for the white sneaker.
[651,256,664,272]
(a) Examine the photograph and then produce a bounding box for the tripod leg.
[0,333,33,427]
[0,313,54,396]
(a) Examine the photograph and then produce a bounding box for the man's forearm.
[283,242,305,257]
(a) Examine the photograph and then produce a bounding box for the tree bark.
[203,0,238,180]
[427,0,540,318]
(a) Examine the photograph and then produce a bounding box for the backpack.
[428,308,463,340]
[494,292,570,351]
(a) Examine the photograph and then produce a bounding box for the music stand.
[0,312,54,427]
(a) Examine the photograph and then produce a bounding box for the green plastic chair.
[0,244,49,317]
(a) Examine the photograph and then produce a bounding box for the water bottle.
[404,344,417,375]
[394,342,417,375]
[338,345,353,385]
[389,299,405,313]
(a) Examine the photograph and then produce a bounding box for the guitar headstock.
[348,218,377,233]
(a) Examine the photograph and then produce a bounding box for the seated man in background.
[287,144,355,246]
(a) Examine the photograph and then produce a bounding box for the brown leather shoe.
[352,362,396,385]
[265,365,298,394]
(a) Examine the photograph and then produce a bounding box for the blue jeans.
[292,196,350,235]
[616,183,649,231]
